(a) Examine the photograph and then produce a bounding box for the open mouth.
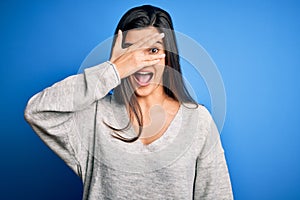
[133,71,154,86]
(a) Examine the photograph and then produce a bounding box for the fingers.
[111,31,166,78]
[139,33,165,49]
[129,32,165,51]
[130,33,159,49]
[123,53,165,76]
[140,59,162,68]
[143,53,166,61]
[136,53,165,70]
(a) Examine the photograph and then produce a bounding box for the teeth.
[136,71,152,75]
[134,71,153,84]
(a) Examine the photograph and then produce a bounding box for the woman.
[25,5,233,200]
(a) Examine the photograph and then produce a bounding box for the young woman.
[25,5,233,200]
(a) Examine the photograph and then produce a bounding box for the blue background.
[1,0,300,199]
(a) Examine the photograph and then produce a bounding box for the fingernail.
[160,33,165,37]
[118,29,122,34]
[161,54,166,57]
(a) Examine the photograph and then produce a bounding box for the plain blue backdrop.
[1,0,300,199]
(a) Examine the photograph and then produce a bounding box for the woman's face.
[124,26,166,97]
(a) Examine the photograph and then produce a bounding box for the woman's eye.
[149,48,159,54]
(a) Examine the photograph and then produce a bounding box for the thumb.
[114,29,123,49]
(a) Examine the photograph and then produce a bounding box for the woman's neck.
[136,86,167,111]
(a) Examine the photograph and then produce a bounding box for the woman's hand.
[110,30,166,79]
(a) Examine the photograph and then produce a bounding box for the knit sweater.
[24,62,233,200]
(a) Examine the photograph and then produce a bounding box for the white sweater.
[24,62,233,200]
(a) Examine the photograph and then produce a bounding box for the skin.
[110,27,180,145]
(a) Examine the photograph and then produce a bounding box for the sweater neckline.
[133,103,183,152]
[100,96,197,173]
[109,94,182,153]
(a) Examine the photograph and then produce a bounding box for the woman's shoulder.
[179,103,216,145]
[181,102,215,135]
[182,102,213,121]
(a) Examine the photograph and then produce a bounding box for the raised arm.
[24,31,166,179]
[24,62,121,178]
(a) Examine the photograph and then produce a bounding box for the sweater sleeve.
[24,61,120,178]
[193,114,233,200]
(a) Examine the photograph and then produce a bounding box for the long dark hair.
[107,5,197,142]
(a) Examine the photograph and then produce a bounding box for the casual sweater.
[24,61,233,200]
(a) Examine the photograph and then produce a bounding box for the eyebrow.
[123,41,163,48]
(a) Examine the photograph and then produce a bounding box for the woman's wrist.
[106,61,121,81]
[108,60,127,79]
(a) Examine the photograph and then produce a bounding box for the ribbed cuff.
[106,61,121,83]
